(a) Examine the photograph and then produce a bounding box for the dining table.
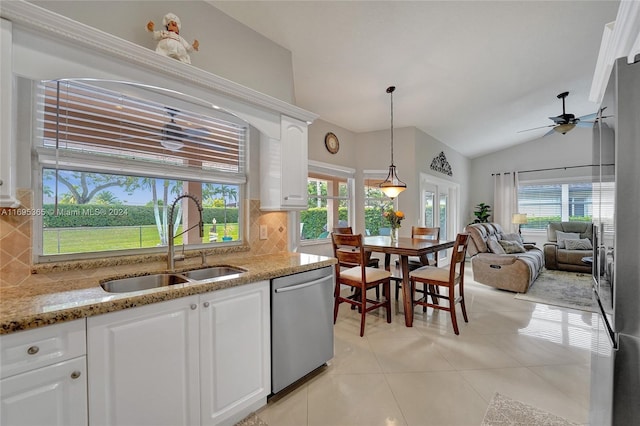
[363,235,455,327]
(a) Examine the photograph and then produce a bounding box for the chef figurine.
[146,13,199,64]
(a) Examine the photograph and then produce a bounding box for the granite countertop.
[0,252,336,335]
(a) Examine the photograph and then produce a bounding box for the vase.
[390,227,398,244]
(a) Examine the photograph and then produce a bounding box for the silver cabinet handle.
[27,346,39,355]
[284,195,303,200]
[190,304,197,310]
[203,302,210,308]
[71,371,81,379]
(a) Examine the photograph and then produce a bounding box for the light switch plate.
[259,225,268,240]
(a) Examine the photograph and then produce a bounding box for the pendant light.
[379,86,406,199]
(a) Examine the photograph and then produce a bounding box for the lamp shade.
[378,85,406,199]
[512,213,528,224]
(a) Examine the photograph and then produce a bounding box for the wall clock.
[324,132,339,154]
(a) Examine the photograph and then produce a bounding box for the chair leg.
[460,285,469,323]
[360,288,367,337]
[376,285,380,300]
[449,286,459,335]
[395,282,400,300]
[384,282,391,323]
[333,280,341,323]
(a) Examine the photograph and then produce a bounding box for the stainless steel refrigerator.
[590,56,640,425]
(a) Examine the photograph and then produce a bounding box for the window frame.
[299,161,355,246]
[516,175,596,234]
[363,170,396,237]
[31,79,249,262]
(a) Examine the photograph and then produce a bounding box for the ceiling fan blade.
[517,124,554,133]
[543,128,556,137]
[576,121,595,128]
[577,112,598,121]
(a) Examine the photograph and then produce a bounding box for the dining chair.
[394,226,441,300]
[408,233,470,335]
[333,226,381,302]
[331,233,392,336]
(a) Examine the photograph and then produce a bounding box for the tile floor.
[258,269,593,426]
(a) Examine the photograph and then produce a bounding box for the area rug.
[514,269,595,312]
[234,412,268,426]
[482,392,578,425]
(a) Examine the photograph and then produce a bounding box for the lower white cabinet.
[88,281,270,426]
[200,281,271,426]
[1,357,88,426]
[0,319,87,426]
[87,296,201,426]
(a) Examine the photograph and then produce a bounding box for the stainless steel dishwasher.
[271,266,334,393]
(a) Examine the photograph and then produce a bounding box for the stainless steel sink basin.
[101,273,189,293]
[182,266,246,281]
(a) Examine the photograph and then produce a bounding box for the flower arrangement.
[383,208,405,230]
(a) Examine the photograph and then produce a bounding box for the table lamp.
[512,213,527,235]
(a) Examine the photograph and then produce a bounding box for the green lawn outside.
[43,224,239,255]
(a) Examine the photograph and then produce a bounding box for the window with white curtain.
[34,79,248,259]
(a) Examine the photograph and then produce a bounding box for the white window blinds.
[37,80,246,179]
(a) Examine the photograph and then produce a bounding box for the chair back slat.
[449,233,470,279]
[333,226,353,234]
[412,226,440,240]
[332,233,365,268]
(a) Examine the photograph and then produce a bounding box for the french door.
[420,174,459,263]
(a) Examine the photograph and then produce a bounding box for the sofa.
[465,223,544,293]
[543,222,593,273]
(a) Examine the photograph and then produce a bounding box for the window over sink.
[33,79,247,260]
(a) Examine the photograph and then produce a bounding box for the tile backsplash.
[0,191,288,288]
[0,189,33,288]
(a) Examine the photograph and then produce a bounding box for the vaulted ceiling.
[211,1,620,158]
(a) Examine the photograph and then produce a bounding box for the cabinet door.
[87,297,200,426]
[280,115,308,208]
[1,357,87,426]
[199,281,270,426]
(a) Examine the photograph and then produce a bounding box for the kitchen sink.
[101,266,246,293]
[101,273,189,293]
[181,266,246,281]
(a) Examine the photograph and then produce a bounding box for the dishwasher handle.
[274,276,331,293]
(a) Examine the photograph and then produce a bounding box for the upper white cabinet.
[0,19,19,208]
[260,115,309,211]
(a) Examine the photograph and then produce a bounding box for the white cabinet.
[87,296,201,426]
[0,19,19,208]
[88,281,270,426]
[260,115,309,210]
[0,319,87,426]
[200,281,270,426]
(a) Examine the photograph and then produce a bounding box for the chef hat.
[162,13,181,31]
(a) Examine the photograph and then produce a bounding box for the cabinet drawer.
[0,319,86,379]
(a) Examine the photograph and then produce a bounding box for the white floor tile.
[259,277,592,426]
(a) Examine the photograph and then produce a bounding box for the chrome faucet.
[167,194,204,271]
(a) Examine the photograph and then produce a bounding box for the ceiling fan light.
[554,123,576,134]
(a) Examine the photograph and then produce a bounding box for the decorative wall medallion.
[430,151,453,176]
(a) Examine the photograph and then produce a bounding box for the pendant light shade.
[379,86,406,199]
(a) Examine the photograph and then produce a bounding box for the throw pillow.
[565,238,593,250]
[555,231,580,249]
[502,232,523,244]
[487,239,506,254]
[498,239,526,254]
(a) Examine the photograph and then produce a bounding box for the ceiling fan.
[518,91,597,137]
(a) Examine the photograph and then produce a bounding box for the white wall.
[29,0,295,103]
[469,127,594,215]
